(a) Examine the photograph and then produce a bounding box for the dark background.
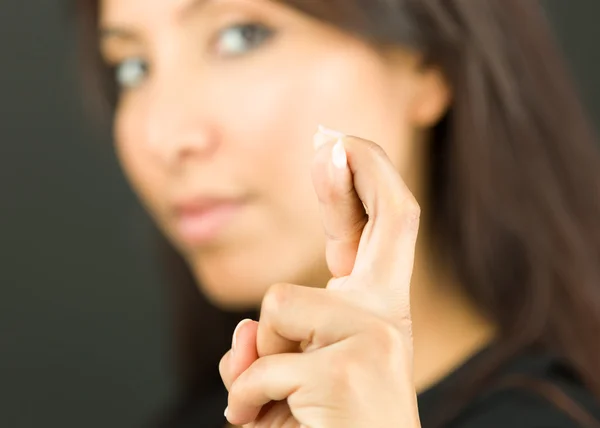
[1,1,599,427]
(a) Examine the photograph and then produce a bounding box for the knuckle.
[229,357,262,399]
[405,197,421,220]
[228,371,243,399]
[366,318,405,357]
[404,198,421,227]
[393,195,420,233]
[218,358,232,391]
[218,353,228,379]
[262,282,294,316]
[228,378,246,405]
[317,319,410,403]
[362,138,389,159]
[347,135,389,162]
[325,352,362,398]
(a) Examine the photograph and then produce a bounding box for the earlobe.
[409,67,451,128]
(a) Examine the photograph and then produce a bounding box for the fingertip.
[318,124,346,139]
[233,319,259,363]
[225,396,262,426]
[232,318,256,354]
[225,320,259,391]
[314,124,346,150]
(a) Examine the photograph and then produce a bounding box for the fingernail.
[332,138,347,169]
[318,124,346,138]
[314,125,345,150]
[232,318,252,354]
[224,406,229,420]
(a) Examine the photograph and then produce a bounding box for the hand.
[219,129,422,428]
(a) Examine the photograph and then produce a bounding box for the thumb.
[312,126,421,314]
[312,126,367,278]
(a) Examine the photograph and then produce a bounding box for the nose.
[142,78,217,167]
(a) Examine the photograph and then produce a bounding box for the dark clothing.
[419,349,600,428]
[167,349,600,428]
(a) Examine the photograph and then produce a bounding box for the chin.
[200,278,267,311]
[190,258,276,311]
[189,249,330,311]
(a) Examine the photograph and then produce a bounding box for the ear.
[408,65,451,128]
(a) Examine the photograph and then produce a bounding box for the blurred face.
[99,0,448,309]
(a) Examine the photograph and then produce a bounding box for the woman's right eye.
[114,58,149,90]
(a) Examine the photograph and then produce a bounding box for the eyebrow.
[100,0,213,42]
[177,0,212,21]
[100,27,137,42]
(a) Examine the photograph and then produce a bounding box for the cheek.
[307,53,415,174]
[255,41,415,172]
[206,62,325,225]
[208,39,415,225]
[113,103,165,217]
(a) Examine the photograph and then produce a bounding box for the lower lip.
[175,202,243,245]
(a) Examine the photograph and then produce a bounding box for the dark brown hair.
[75,0,600,426]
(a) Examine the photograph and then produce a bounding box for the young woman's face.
[99,0,448,308]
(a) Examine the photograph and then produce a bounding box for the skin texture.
[99,0,496,425]
[219,133,424,427]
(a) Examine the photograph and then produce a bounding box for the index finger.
[315,130,421,290]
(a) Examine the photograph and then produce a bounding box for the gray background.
[1,1,599,427]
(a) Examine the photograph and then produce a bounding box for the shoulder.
[448,353,600,428]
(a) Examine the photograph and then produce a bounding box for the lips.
[172,196,245,245]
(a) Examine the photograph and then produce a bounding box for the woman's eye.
[114,58,148,90]
[216,23,274,56]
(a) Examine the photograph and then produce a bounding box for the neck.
[409,238,497,394]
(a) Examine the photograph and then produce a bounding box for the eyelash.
[111,22,275,91]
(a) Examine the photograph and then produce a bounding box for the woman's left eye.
[215,23,275,56]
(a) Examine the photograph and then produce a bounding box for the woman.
[76,0,600,427]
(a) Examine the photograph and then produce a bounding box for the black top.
[163,348,600,428]
[418,349,600,428]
